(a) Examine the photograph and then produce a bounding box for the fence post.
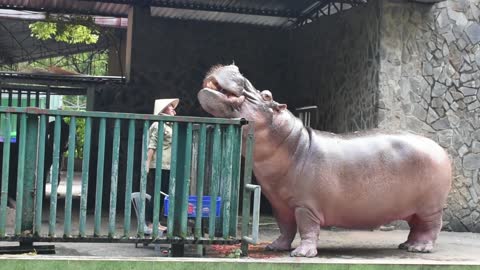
[241,122,255,256]
[22,113,38,233]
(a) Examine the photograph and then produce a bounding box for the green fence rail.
[0,106,260,256]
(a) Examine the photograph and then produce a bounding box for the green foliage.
[28,22,57,41]
[55,24,99,44]
[62,95,89,160]
[64,117,86,159]
[29,16,99,45]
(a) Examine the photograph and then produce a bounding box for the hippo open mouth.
[203,76,245,105]
[198,65,248,117]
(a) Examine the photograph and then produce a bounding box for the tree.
[29,15,100,45]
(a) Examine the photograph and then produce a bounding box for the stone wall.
[286,1,381,133]
[378,0,480,232]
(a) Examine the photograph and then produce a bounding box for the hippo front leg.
[290,207,320,257]
[265,210,297,251]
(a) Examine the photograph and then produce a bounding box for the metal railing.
[0,106,260,255]
[295,105,318,128]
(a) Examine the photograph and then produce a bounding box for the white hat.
[154,98,179,115]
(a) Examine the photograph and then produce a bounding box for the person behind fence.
[144,98,179,235]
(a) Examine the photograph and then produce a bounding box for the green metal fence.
[0,106,260,255]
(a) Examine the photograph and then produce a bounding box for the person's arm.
[145,148,155,172]
[146,122,158,172]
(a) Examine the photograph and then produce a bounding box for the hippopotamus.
[197,64,452,257]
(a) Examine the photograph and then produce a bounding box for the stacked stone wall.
[378,0,480,231]
[286,1,380,133]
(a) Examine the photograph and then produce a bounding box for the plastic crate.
[0,136,16,143]
[164,195,221,217]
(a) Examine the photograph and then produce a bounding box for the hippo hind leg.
[290,207,320,257]
[399,210,443,253]
[265,210,297,251]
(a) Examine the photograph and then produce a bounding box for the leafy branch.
[29,15,100,45]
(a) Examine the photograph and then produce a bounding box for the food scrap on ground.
[209,242,285,259]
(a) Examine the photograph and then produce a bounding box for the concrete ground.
[38,225,480,264]
[1,173,479,267]
[2,214,480,266]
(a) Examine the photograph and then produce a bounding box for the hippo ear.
[274,103,287,112]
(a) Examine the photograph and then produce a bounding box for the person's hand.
[145,163,150,174]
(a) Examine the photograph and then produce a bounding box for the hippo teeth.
[216,87,239,99]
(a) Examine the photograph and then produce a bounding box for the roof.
[0,0,367,64]
[0,0,367,28]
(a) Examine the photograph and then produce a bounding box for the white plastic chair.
[131,192,152,248]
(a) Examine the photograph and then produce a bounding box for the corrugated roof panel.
[0,0,367,63]
[0,0,130,16]
[0,0,366,28]
[0,0,318,26]
[150,7,291,27]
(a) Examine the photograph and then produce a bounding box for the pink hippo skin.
[197,64,452,257]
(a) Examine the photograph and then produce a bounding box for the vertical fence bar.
[221,125,235,238]
[215,129,227,234]
[14,113,27,235]
[49,116,62,236]
[208,124,221,239]
[123,119,135,236]
[229,126,242,237]
[167,122,179,238]
[7,90,12,106]
[35,92,40,107]
[0,113,11,236]
[64,117,76,237]
[34,114,47,236]
[108,119,121,238]
[241,123,255,254]
[194,124,207,238]
[46,87,50,109]
[22,114,38,233]
[94,118,106,236]
[17,91,21,107]
[179,123,192,237]
[79,117,92,237]
[26,91,31,107]
[138,121,149,236]
[152,121,164,238]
